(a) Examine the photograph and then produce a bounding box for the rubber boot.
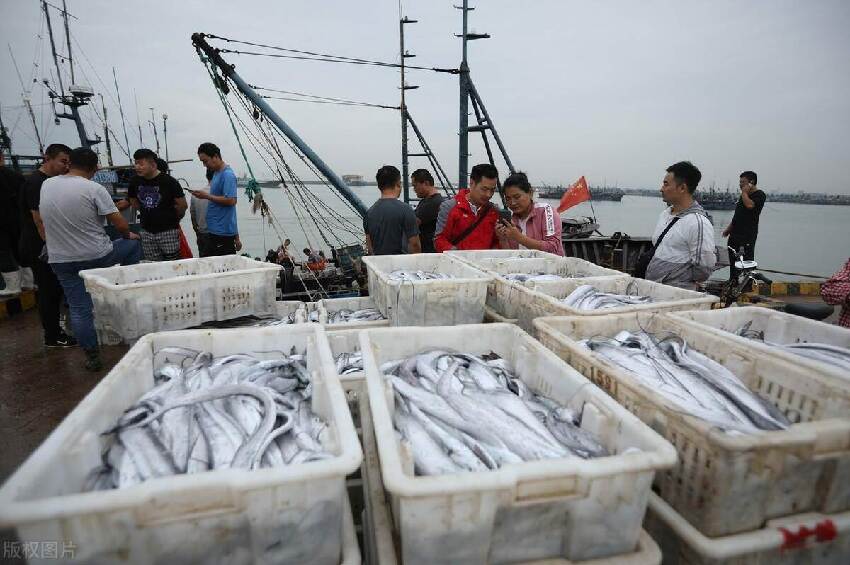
[0,270,22,297]
[84,348,103,372]
[20,267,36,290]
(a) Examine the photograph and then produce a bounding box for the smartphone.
[498,208,512,224]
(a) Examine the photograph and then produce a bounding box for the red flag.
[557,176,591,213]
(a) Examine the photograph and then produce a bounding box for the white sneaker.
[0,270,22,297]
[20,267,36,290]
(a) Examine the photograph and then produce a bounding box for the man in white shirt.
[41,147,142,371]
[646,161,716,289]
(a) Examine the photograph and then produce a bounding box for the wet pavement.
[0,309,129,483]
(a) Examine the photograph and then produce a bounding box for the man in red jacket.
[434,163,501,252]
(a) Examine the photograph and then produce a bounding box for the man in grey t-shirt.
[364,165,420,255]
[41,147,142,371]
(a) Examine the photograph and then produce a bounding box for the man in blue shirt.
[192,142,240,255]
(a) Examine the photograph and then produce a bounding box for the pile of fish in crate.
[2,250,849,564]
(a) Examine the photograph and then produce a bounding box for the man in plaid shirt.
[821,258,850,328]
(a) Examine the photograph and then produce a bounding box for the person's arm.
[174,196,188,219]
[31,210,46,241]
[235,234,242,252]
[365,234,374,255]
[433,201,456,252]
[722,221,733,238]
[741,183,756,209]
[821,260,850,306]
[408,235,422,254]
[189,199,199,231]
[106,211,139,239]
[404,208,421,254]
[195,171,237,206]
[688,216,716,283]
[197,192,236,206]
[96,185,138,239]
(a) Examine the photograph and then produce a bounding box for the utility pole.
[162,113,169,162]
[100,94,113,166]
[149,107,160,154]
[399,15,418,203]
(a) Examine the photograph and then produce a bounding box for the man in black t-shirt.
[127,148,187,261]
[722,170,766,280]
[411,169,444,253]
[16,143,77,347]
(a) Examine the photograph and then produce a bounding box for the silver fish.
[503,273,567,283]
[382,349,608,476]
[737,321,850,374]
[335,351,363,375]
[327,308,385,324]
[388,270,454,282]
[86,349,332,490]
[562,284,654,311]
[582,330,790,433]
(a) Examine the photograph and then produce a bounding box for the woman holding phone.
[495,172,565,255]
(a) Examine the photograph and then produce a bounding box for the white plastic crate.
[355,381,663,565]
[275,299,308,324]
[644,493,850,565]
[358,323,677,564]
[484,305,519,324]
[340,497,361,565]
[317,296,389,330]
[81,256,282,340]
[362,254,492,326]
[476,256,625,280]
[96,300,306,346]
[669,306,850,386]
[447,249,563,266]
[304,301,320,323]
[473,256,627,325]
[534,313,850,537]
[514,276,717,331]
[0,325,362,565]
[315,328,368,386]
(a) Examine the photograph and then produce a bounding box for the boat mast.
[112,67,133,163]
[41,0,100,149]
[162,113,169,162]
[133,90,143,147]
[61,0,75,84]
[8,44,45,154]
[192,32,369,218]
[454,1,514,202]
[456,0,472,189]
[100,94,114,166]
[399,15,418,203]
[148,107,161,154]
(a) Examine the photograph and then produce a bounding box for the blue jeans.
[51,239,142,350]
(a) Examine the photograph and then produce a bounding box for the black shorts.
[206,233,237,256]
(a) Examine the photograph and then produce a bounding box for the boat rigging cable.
[202,34,460,74]
[195,45,366,300]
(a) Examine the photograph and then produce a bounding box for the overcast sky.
[2,0,849,194]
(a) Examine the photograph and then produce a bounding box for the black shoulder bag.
[633,217,680,279]
[449,203,493,247]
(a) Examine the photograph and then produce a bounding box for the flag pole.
[588,182,598,221]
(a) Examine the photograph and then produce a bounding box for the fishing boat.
[697,183,737,210]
